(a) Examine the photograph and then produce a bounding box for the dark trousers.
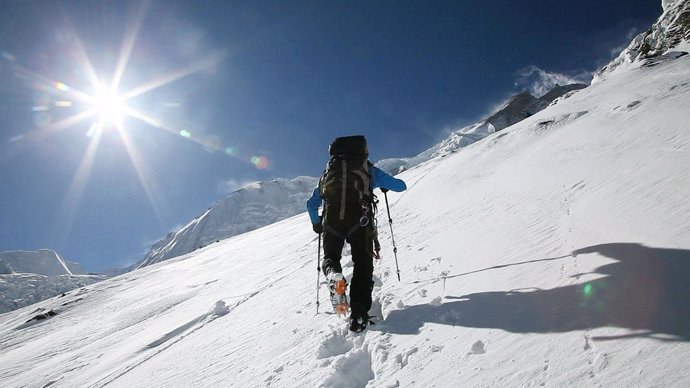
[322,203,375,315]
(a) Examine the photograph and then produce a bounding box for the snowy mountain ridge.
[595,0,689,81]
[135,176,318,269]
[376,83,587,175]
[0,250,104,314]
[0,249,85,276]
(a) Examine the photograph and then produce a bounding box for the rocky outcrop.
[595,0,689,80]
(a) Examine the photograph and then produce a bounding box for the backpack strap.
[339,158,348,220]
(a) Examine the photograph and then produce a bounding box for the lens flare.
[180,130,192,138]
[583,283,594,297]
[251,155,269,170]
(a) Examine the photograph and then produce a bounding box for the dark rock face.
[485,84,588,133]
[638,2,689,58]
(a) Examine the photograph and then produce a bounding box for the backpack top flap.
[329,135,368,156]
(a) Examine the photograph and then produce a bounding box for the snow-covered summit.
[0,249,85,276]
[595,0,689,81]
[485,83,587,130]
[0,250,103,315]
[135,176,319,268]
[376,83,587,175]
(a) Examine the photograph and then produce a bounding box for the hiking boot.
[349,311,372,333]
[327,272,349,315]
[349,315,366,332]
[349,303,372,333]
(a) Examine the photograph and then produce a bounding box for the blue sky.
[0,1,660,272]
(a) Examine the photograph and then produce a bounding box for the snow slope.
[1,42,689,387]
[136,176,318,268]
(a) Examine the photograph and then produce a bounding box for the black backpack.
[319,136,373,220]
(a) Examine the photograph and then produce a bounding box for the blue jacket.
[306,165,407,224]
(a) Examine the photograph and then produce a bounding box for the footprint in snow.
[395,347,419,368]
[321,347,375,388]
[429,257,442,264]
[317,330,353,359]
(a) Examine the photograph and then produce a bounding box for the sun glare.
[90,86,126,125]
[4,3,272,244]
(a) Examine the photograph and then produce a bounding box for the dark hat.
[329,135,368,156]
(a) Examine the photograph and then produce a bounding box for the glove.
[312,222,323,234]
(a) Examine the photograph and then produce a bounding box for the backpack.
[319,136,373,221]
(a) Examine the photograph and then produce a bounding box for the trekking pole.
[383,191,401,281]
[316,232,322,314]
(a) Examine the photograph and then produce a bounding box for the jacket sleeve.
[371,166,407,192]
[306,187,323,224]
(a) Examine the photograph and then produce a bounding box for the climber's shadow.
[382,243,690,341]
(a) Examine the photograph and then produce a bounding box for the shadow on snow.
[381,243,690,342]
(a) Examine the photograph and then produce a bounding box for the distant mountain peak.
[538,83,588,103]
[0,249,85,276]
[0,249,102,314]
[135,176,319,269]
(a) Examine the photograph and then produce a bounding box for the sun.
[89,85,127,125]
